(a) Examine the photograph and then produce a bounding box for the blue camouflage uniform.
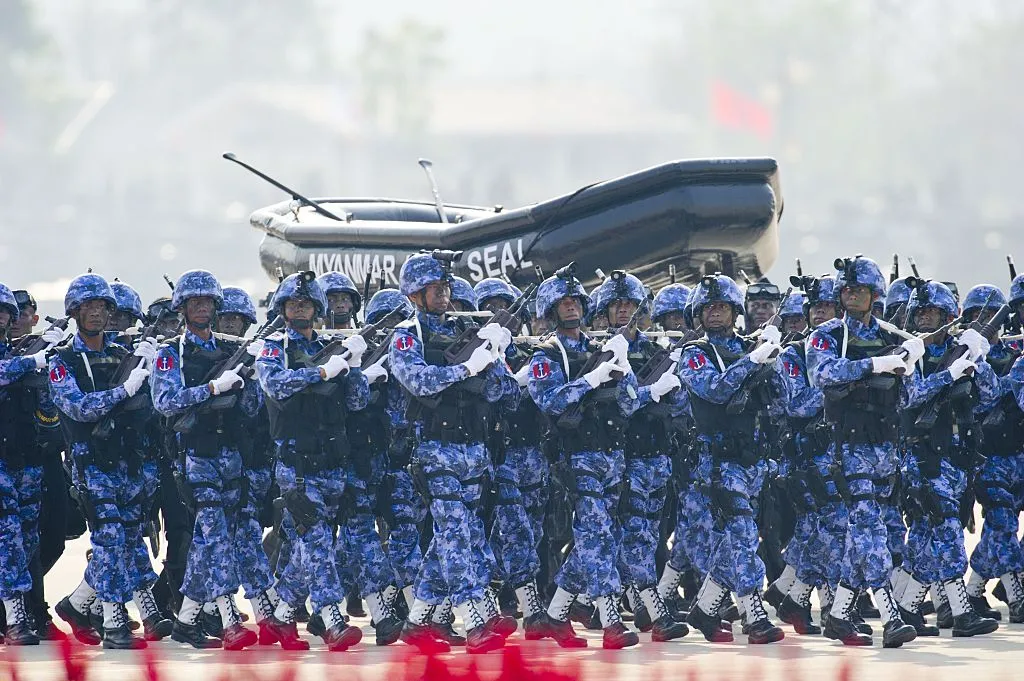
[528,331,639,599]
[383,376,424,590]
[151,329,262,605]
[390,311,519,606]
[256,327,369,613]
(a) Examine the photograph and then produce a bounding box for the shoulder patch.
[394,334,415,351]
[809,334,832,352]
[782,360,801,378]
[686,351,707,370]
[49,363,68,384]
[531,357,552,379]
[260,345,281,359]
[155,354,176,372]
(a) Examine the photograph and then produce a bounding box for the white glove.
[363,356,388,384]
[748,342,780,364]
[210,363,245,395]
[462,344,496,377]
[342,335,367,366]
[613,353,633,376]
[31,349,48,370]
[583,360,619,389]
[133,339,158,363]
[603,334,630,363]
[477,323,512,355]
[948,354,976,381]
[247,340,265,357]
[900,337,925,366]
[649,371,681,402]
[41,328,65,345]
[320,354,350,381]
[760,325,782,346]
[957,328,990,362]
[669,348,683,363]
[123,365,150,397]
[871,355,908,374]
[514,363,531,387]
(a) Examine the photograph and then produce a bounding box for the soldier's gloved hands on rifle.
[462,343,497,377]
[514,362,531,388]
[210,362,245,395]
[583,360,620,389]
[759,325,782,345]
[649,370,681,402]
[133,339,158,363]
[748,342,781,364]
[123,364,151,397]
[901,337,925,366]
[613,353,633,376]
[30,348,49,370]
[246,339,265,358]
[41,327,65,345]
[957,328,990,361]
[948,354,976,381]
[363,355,388,384]
[603,334,630,364]
[319,354,349,381]
[871,354,908,375]
[477,322,512,355]
[341,335,367,366]
[669,348,683,363]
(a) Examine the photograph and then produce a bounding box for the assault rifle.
[308,307,409,395]
[171,315,285,434]
[12,315,69,357]
[726,286,793,414]
[442,280,539,366]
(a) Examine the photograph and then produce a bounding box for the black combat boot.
[133,588,173,641]
[219,596,258,651]
[458,601,504,654]
[739,591,784,644]
[102,603,147,650]
[595,594,639,649]
[531,588,587,648]
[170,598,222,649]
[896,578,938,637]
[777,595,821,635]
[686,577,733,643]
[822,584,872,646]
[365,592,403,646]
[400,602,450,653]
[56,595,101,646]
[945,579,998,637]
[873,586,916,649]
[4,596,40,646]
[637,587,688,642]
[321,603,362,652]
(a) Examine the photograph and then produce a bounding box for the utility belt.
[72,436,142,474]
[831,467,897,506]
[280,434,349,474]
[557,389,626,454]
[180,410,245,458]
[407,461,487,510]
[702,430,760,467]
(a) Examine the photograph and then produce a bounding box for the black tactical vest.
[0,351,48,467]
[623,339,672,458]
[981,347,1024,457]
[265,335,350,471]
[900,347,959,455]
[537,336,626,453]
[821,323,902,445]
[347,383,390,479]
[55,341,139,471]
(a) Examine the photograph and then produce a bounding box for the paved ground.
[2,517,1020,680]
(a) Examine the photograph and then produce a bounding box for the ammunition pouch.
[281,482,320,536]
[912,482,954,526]
[556,388,626,454]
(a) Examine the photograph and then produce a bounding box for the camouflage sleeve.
[973,360,1001,413]
[677,345,758,405]
[0,355,38,387]
[240,373,262,417]
[388,328,469,398]
[903,360,953,408]
[481,359,520,407]
[343,367,370,411]
[1011,356,1024,411]
[527,352,591,417]
[385,379,409,429]
[665,381,691,418]
[617,371,641,417]
[48,354,128,423]
[779,346,823,418]
[150,345,212,416]
[255,339,321,401]
[805,328,872,389]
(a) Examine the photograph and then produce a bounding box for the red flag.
[710,80,774,140]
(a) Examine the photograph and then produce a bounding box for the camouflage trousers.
[700,450,767,598]
[75,451,146,603]
[128,460,160,592]
[489,445,549,588]
[795,451,848,587]
[235,466,274,598]
[555,450,625,598]
[181,447,243,604]
[338,455,397,597]
[617,454,671,590]
[970,453,1024,579]
[385,468,425,588]
[834,442,899,590]
[412,440,494,606]
[0,460,33,600]
[901,452,968,584]
[274,459,346,612]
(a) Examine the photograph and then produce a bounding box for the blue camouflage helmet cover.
[271,272,328,317]
[316,271,362,312]
[399,253,449,296]
[473,277,516,310]
[221,286,258,324]
[536,274,590,320]
[1009,274,1024,308]
[600,271,645,308]
[806,275,839,306]
[689,273,744,320]
[171,269,223,311]
[884,277,912,317]
[450,276,478,310]
[0,284,19,321]
[65,273,117,315]
[961,284,1006,315]
[834,255,886,300]
[907,280,958,320]
[780,291,806,317]
[365,288,414,326]
[652,283,692,321]
[110,281,144,321]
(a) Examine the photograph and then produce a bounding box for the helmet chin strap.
[289,316,313,330]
